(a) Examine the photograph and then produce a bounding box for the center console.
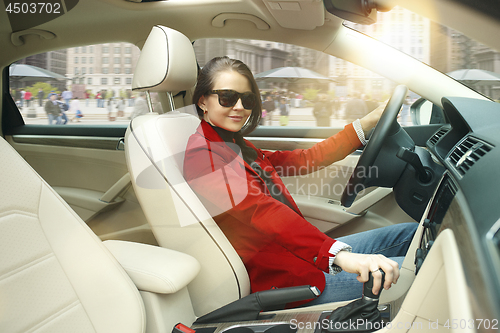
[191,172,472,333]
[414,173,457,274]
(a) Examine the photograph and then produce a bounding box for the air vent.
[429,127,450,146]
[448,136,493,176]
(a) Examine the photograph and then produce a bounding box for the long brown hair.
[192,56,262,135]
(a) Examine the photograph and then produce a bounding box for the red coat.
[184,120,362,299]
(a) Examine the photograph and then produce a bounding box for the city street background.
[19,99,351,127]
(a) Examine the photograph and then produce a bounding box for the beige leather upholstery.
[126,112,251,317]
[126,25,250,317]
[104,240,201,294]
[132,25,197,92]
[0,136,146,333]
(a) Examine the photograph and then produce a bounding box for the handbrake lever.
[194,285,320,324]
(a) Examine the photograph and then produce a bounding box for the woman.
[183,56,417,306]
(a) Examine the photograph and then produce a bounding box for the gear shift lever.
[363,269,386,301]
[326,270,386,333]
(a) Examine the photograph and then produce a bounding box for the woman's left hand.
[359,100,389,137]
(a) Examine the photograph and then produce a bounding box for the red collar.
[196,119,226,143]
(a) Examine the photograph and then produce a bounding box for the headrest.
[132,25,197,92]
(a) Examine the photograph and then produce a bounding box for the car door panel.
[5,131,157,246]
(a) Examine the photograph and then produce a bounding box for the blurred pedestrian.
[345,92,368,124]
[24,90,32,107]
[279,97,289,126]
[130,92,149,120]
[38,88,44,107]
[57,96,69,124]
[70,97,82,123]
[97,91,105,108]
[116,97,126,117]
[85,90,90,107]
[312,94,333,127]
[20,89,26,107]
[126,89,133,106]
[296,93,304,108]
[62,89,72,108]
[262,95,275,126]
[107,99,115,121]
[44,94,61,125]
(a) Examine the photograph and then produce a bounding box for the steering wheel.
[341,85,408,208]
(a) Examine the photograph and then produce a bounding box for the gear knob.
[362,269,385,301]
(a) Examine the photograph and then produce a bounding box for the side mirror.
[411,98,447,125]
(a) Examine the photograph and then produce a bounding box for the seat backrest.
[126,25,250,317]
[0,136,146,333]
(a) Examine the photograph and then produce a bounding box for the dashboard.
[416,96,500,329]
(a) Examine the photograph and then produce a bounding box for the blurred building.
[15,50,67,91]
[430,23,476,73]
[194,39,289,73]
[474,44,500,99]
[193,38,329,91]
[430,24,500,99]
[66,43,141,97]
[333,6,431,100]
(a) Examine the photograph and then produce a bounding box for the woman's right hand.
[334,251,400,295]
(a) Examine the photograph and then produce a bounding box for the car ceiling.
[0,0,346,66]
[1,0,499,71]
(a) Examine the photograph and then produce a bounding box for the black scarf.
[211,124,299,214]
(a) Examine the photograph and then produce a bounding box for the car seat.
[0,133,201,332]
[125,25,251,317]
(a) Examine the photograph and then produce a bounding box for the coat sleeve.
[183,135,337,273]
[261,123,362,177]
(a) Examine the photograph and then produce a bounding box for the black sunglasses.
[209,90,258,110]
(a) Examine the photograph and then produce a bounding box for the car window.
[8,42,161,126]
[193,39,419,129]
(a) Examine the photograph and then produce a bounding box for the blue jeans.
[61,113,68,124]
[303,222,418,305]
[48,114,61,125]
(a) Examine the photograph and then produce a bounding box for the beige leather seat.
[0,102,201,332]
[0,136,145,332]
[125,25,250,318]
[0,66,203,333]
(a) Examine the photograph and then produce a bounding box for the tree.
[25,82,60,99]
[303,88,320,101]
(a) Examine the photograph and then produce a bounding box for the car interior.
[1,0,500,333]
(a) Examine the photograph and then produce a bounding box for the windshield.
[346,6,500,101]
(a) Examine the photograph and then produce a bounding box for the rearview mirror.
[323,0,394,25]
